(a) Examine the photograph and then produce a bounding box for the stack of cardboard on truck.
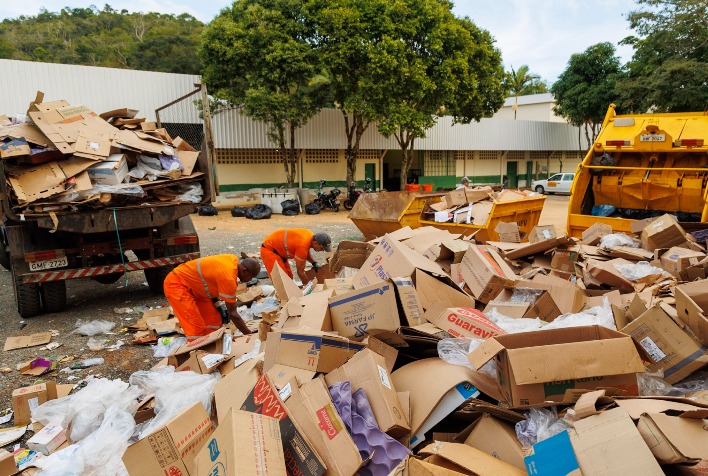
[0,92,205,217]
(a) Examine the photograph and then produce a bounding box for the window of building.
[305,149,339,163]
[425,150,454,176]
[215,148,282,164]
[479,151,498,160]
[356,149,383,160]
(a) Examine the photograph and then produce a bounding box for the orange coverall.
[163,254,239,340]
[260,228,314,279]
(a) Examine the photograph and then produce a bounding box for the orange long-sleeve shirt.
[171,254,239,303]
[262,228,314,265]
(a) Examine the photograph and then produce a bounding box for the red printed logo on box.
[442,307,505,338]
[316,404,342,440]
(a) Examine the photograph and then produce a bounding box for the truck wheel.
[144,266,172,295]
[13,276,42,318]
[535,185,545,194]
[41,281,67,313]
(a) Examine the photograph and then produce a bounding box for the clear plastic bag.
[508,287,543,303]
[636,371,694,397]
[91,184,145,196]
[337,266,358,278]
[250,297,279,318]
[599,233,639,249]
[73,319,115,336]
[514,407,570,448]
[260,284,276,297]
[484,308,546,333]
[613,261,669,282]
[128,155,166,181]
[175,183,204,203]
[151,336,187,358]
[544,297,616,331]
[437,338,496,378]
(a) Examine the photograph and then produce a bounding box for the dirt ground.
[0,194,569,430]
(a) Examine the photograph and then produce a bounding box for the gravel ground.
[0,195,569,434]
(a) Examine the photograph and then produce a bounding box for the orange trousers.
[260,246,293,279]
[164,272,222,340]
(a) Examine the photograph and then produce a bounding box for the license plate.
[29,257,68,271]
[640,133,665,142]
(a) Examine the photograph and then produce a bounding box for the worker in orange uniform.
[260,228,332,284]
[163,254,261,340]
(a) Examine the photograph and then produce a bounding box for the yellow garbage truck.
[567,104,708,237]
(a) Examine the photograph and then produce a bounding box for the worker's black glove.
[214,300,229,325]
[312,262,320,272]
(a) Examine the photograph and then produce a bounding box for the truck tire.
[145,266,172,295]
[41,281,67,313]
[13,276,42,318]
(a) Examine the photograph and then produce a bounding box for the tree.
[551,42,623,151]
[364,1,506,190]
[200,0,328,187]
[504,65,548,119]
[616,0,708,112]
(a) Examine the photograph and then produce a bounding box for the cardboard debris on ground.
[4,332,52,351]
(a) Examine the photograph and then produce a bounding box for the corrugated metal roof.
[503,93,555,107]
[0,59,201,122]
[213,108,590,151]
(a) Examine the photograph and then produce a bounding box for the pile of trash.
[0,93,205,217]
[5,213,708,475]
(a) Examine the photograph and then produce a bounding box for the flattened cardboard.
[660,246,705,278]
[621,306,708,384]
[418,442,526,476]
[459,245,516,303]
[585,258,634,290]
[444,189,467,208]
[73,130,111,159]
[521,273,586,314]
[325,349,409,437]
[195,409,285,476]
[214,358,262,422]
[581,222,613,246]
[425,305,505,339]
[328,281,401,340]
[0,137,30,158]
[7,156,96,204]
[494,222,520,243]
[282,377,363,476]
[271,262,303,303]
[391,277,425,326]
[414,270,476,311]
[176,149,199,177]
[674,280,708,346]
[503,236,573,260]
[614,398,704,420]
[528,225,557,243]
[463,414,525,470]
[298,289,334,331]
[637,412,708,464]
[4,332,52,351]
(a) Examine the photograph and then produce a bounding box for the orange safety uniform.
[163,254,239,340]
[260,228,314,279]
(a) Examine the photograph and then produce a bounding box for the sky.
[0,0,639,83]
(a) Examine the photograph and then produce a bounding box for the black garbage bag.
[246,204,272,220]
[281,199,300,215]
[231,206,248,217]
[198,205,218,216]
[305,202,321,215]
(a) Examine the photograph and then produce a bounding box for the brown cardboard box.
[444,189,468,208]
[353,234,445,289]
[12,382,58,426]
[0,448,16,476]
[551,249,579,274]
[195,409,285,476]
[329,241,374,275]
[323,278,354,294]
[465,186,493,203]
[521,273,586,314]
[425,305,506,339]
[675,280,708,346]
[636,411,708,465]
[325,349,410,438]
[241,374,326,476]
[659,246,705,278]
[470,201,494,226]
[494,222,521,243]
[459,245,516,303]
[27,423,66,456]
[122,403,214,476]
[282,377,363,476]
[483,288,562,322]
[416,442,527,475]
[528,225,557,243]
[502,235,574,260]
[168,328,231,367]
[391,277,425,326]
[495,189,526,203]
[463,414,525,471]
[585,258,634,290]
[328,281,401,340]
[621,306,708,384]
[581,222,613,246]
[469,326,645,407]
[641,213,687,250]
[414,269,476,311]
[214,358,262,423]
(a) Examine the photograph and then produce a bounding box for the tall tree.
[616,0,708,112]
[504,65,548,119]
[200,0,328,187]
[364,1,506,190]
[551,42,623,150]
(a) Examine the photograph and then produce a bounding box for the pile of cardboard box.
[0,93,203,216]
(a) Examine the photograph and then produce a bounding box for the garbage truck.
[567,104,708,237]
[0,97,213,318]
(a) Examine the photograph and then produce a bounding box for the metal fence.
[155,85,205,151]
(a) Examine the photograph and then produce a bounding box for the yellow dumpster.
[348,191,546,242]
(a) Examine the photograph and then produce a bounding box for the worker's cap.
[461,176,470,184]
[314,232,332,252]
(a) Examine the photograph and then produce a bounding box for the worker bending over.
[164,254,260,340]
[260,228,331,284]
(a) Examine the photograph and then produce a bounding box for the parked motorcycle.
[343,177,372,210]
[314,179,342,212]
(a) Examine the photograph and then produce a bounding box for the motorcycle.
[314,179,342,212]
[343,177,372,210]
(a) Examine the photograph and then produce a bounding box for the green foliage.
[503,65,548,119]
[0,5,204,74]
[616,0,708,112]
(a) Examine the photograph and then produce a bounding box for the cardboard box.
[353,234,445,289]
[27,424,66,456]
[282,377,363,476]
[470,201,494,226]
[495,189,525,203]
[528,225,557,243]
[328,281,401,340]
[325,349,409,438]
[241,374,326,476]
[469,326,645,407]
[12,382,58,426]
[465,186,493,203]
[660,246,705,278]
[581,222,613,246]
[483,288,561,322]
[675,280,708,346]
[195,409,285,476]
[86,153,128,185]
[323,278,354,294]
[0,448,16,476]
[414,269,476,311]
[637,411,708,465]
[585,258,634,290]
[391,277,425,326]
[445,189,468,208]
[521,273,586,315]
[169,328,231,367]
[122,403,214,476]
[329,240,374,275]
[551,249,579,274]
[621,306,708,384]
[416,442,527,476]
[494,222,520,243]
[459,245,516,303]
[641,213,687,250]
[425,305,506,339]
[214,359,262,423]
[463,414,525,470]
